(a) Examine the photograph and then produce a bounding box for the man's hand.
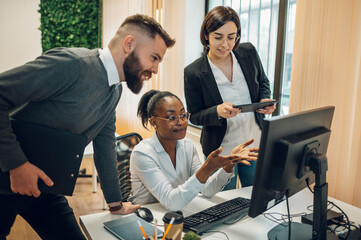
[109,201,141,215]
[9,162,54,197]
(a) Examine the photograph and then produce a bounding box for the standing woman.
[184,6,276,189]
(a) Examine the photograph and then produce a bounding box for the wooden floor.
[7,157,105,240]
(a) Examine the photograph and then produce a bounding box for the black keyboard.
[183,197,250,234]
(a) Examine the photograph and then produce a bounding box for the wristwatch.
[108,202,123,212]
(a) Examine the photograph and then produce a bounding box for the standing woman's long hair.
[137,90,181,130]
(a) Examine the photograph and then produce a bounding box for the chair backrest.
[115,132,143,202]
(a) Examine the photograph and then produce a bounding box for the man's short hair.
[121,14,175,48]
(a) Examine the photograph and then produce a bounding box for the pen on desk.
[154,218,158,240]
[137,220,148,239]
[162,217,175,240]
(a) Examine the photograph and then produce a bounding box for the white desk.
[79,187,361,240]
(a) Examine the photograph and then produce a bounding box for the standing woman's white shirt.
[128,133,233,211]
[207,51,262,156]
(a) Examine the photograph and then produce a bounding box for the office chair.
[115,132,143,202]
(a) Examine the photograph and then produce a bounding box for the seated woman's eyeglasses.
[210,33,239,45]
[154,112,191,125]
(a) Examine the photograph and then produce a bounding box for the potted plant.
[183,231,201,240]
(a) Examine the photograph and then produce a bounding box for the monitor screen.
[248,106,335,218]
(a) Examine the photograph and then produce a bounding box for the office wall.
[184,0,205,68]
[162,0,204,99]
[182,0,205,160]
[0,0,41,73]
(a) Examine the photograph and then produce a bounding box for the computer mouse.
[135,207,154,222]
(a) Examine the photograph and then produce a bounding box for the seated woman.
[128,90,258,211]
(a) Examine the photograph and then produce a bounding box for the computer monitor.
[248,106,336,240]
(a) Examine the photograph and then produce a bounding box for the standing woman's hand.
[257,99,277,115]
[217,102,241,119]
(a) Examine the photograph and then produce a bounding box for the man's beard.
[123,51,151,94]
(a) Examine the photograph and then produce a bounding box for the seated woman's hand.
[197,148,240,183]
[230,139,259,166]
[205,147,240,171]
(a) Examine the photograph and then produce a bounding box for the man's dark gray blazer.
[0,48,123,202]
[184,42,271,156]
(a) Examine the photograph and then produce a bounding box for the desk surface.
[80,187,361,240]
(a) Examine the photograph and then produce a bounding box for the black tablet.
[233,100,277,113]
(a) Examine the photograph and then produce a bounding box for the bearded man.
[0,14,175,239]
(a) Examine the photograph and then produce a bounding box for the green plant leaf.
[38,0,102,52]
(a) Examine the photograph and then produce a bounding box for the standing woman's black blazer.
[184,42,271,156]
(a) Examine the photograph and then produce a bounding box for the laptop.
[0,119,87,196]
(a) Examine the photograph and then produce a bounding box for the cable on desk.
[263,212,308,227]
[223,213,248,225]
[263,189,307,226]
[328,201,351,239]
[332,218,358,232]
[205,230,229,240]
[306,200,333,212]
[285,191,292,239]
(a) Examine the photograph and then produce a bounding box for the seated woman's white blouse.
[128,133,233,211]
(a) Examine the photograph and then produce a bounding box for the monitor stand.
[268,153,338,240]
[268,222,312,240]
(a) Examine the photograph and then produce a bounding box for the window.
[280,0,296,115]
[206,0,297,115]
